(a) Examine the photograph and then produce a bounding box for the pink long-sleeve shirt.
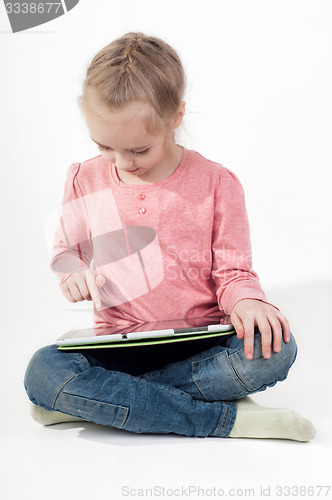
[50,147,273,328]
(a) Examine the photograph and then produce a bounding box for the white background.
[1,1,331,499]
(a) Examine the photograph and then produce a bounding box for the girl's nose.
[114,154,134,171]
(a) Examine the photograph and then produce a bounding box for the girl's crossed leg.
[24,330,314,440]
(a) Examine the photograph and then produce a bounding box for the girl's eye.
[132,149,149,156]
[97,145,148,156]
[97,145,110,151]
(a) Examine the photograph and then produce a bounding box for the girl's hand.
[60,269,106,309]
[230,299,290,360]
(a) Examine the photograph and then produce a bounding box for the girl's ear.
[172,101,186,129]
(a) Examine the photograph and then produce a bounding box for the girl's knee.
[24,345,57,405]
[24,345,90,410]
[250,331,298,389]
[224,331,297,397]
[275,332,297,379]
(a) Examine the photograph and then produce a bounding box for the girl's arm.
[212,167,289,359]
[50,163,93,285]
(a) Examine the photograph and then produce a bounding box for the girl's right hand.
[60,269,106,309]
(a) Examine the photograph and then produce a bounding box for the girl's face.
[83,90,184,183]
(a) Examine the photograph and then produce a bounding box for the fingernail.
[247,353,253,360]
[264,352,271,359]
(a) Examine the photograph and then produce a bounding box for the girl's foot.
[229,397,316,441]
[30,403,85,426]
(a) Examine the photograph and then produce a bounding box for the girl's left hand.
[230,299,290,360]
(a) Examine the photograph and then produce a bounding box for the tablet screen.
[57,315,232,341]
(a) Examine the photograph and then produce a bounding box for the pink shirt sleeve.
[212,167,278,315]
[49,163,93,285]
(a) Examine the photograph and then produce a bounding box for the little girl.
[24,32,315,441]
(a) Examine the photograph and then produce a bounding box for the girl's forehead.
[84,102,161,148]
[84,89,153,123]
[83,93,165,145]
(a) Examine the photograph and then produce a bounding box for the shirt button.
[137,194,146,200]
[138,208,146,215]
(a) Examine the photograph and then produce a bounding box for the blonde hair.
[78,32,186,132]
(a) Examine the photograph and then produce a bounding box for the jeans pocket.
[192,333,298,402]
[228,334,298,393]
[55,391,129,428]
[192,350,254,402]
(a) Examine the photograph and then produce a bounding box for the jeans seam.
[191,362,209,401]
[212,405,226,436]
[51,374,77,409]
[119,408,129,428]
[227,352,255,392]
[191,348,254,400]
[190,350,225,403]
[156,382,192,400]
[50,352,92,409]
[212,404,229,437]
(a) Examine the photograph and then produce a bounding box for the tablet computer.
[56,316,235,350]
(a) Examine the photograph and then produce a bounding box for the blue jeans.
[24,329,297,438]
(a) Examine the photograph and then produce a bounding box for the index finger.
[85,270,101,308]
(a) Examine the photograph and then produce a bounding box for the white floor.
[2,280,332,500]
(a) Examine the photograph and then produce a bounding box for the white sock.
[229,397,316,442]
[30,403,85,426]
